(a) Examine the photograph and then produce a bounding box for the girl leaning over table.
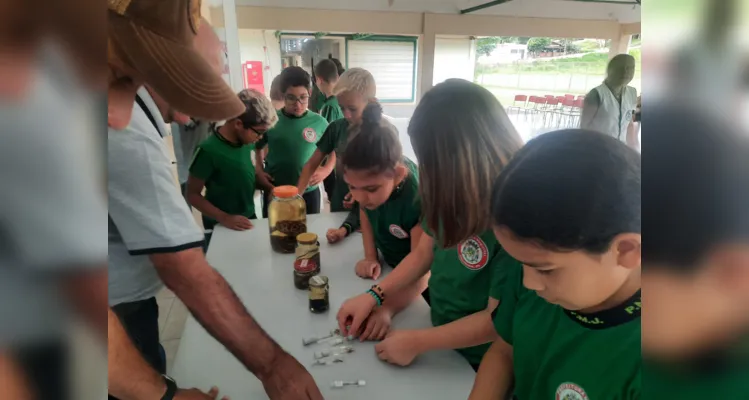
[336,101,428,341]
[336,79,524,371]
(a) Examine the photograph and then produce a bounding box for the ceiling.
[233,0,641,23]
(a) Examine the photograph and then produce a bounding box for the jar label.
[294,259,318,273]
[309,285,328,300]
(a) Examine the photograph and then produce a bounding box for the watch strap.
[161,375,177,400]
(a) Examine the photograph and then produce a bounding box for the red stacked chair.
[507,94,528,116]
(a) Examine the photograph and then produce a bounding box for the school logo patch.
[389,224,409,239]
[458,236,489,270]
[302,128,317,143]
[555,382,589,400]
[625,109,633,121]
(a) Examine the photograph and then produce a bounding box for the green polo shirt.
[424,221,517,365]
[319,96,344,124]
[494,262,641,399]
[310,84,326,113]
[363,158,420,267]
[189,128,257,230]
[258,110,328,193]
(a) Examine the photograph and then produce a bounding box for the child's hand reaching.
[355,259,381,280]
[326,227,347,244]
[359,306,392,341]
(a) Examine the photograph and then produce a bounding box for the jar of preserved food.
[309,275,329,313]
[268,186,307,253]
[294,233,321,290]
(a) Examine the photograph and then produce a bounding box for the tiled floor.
[156,288,187,373]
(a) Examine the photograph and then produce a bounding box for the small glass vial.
[309,275,329,313]
[294,233,321,290]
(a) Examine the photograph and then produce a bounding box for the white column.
[608,28,632,59]
[222,0,243,91]
[419,14,437,101]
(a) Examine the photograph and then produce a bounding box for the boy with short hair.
[187,89,278,244]
[314,59,344,123]
[470,129,641,400]
[256,66,331,215]
[297,68,377,241]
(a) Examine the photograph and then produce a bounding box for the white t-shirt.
[108,88,204,306]
[584,84,638,143]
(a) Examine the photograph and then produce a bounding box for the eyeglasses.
[250,126,266,138]
[284,94,310,104]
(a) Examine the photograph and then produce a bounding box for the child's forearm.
[188,192,228,223]
[411,308,498,354]
[383,272,429,316]
[341,207,360,234]
[360,209,378,260]
[469,339,514,400]
[378,238,432,297]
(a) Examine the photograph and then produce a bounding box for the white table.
[172,213,476,399]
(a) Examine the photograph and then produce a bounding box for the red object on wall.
[243,61,264,92]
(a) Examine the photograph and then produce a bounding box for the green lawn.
[476,49,642,78]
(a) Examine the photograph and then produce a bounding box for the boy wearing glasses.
[187,90,278,245]
[256,66,332,215]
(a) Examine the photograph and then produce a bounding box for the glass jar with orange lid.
[268,185,307,253]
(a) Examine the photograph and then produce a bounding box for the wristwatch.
[161,375,177,400]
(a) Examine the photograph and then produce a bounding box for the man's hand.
[360,307,392,341]
[309,169,326,187]
[260,353,323,400]
[343,192,355,209]
[175,386,228,400]
[326,227,347,244]
[218,215,253,231]
[355,259,382,280]
[375,330,423,366]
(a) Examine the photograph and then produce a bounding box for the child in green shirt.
[313,59,344,207]
[471,130,642,400]
[339,101,424,340]
[336,79,524,370]
[297,68,377,240]
[187,89,278,245]
[255,66,331,215]
[314,59,343,124]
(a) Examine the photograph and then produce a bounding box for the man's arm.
[108,308,168,399]
[151,248,285,379]
[469,338,514,400]
[580,89,600,130]
[408,297,499,354]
